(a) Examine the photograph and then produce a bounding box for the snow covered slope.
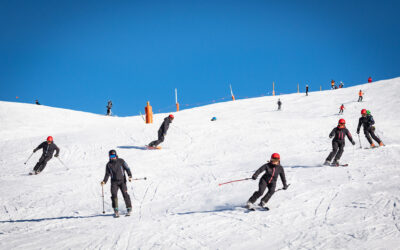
[1,77,400,249]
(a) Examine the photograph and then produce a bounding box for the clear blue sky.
[1,0,399,116]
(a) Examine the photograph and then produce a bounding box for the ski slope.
[1,78,400,250]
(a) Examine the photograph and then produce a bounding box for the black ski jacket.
[34,142,60,157]
[357,115,375,133]
[329,127,354,144]
[159,117,172,135]
[252,162,287,186]
[103,158,132,183]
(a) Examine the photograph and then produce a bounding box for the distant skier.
[368,76,372,83]
[358,90,363,102]
[357,109,384,147]
[106,100,113,116]
[339,81,344,88]
[35,100,40,105]
[101,150,132,217]
[277,99,282,111]
[339,104,345,114]
[305,85,309,96]
[331,80,335,89]
[246,153,288,210]
[324,119,355,166]
[31,136,60,174]
[148,114,174,148]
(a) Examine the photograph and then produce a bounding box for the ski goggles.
[109,154,117,159]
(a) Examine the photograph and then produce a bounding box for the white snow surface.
[1,78,400,250]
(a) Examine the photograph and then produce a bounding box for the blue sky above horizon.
[1,0,399,116]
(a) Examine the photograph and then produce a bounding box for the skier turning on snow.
[101,150,133,217]
[339,104,345,114]
[148,114,174,148]
[358,90,363,102]
[357,109,384,147]
[277,99,282,111]
[32,136,60,174]
[246,153,288,210]
[324,119,355,166]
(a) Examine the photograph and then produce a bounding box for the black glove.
[356,131,360,134]
[251,174,257,180]
[329,135,333,139]
[54,154,59,157]
[33,149,37,153]
[283,184,289,190]
[351,141,355,145]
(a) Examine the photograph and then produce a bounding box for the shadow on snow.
[174,205,244,215]
[0,214,113,223]
[117,145,147,150]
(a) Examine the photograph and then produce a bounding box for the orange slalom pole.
[145,101,153,124]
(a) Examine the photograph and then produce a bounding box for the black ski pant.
[33,155,52,172]
[248,177,276,204]
[339,109,343,114]
[326,141,345,162]
[364,127,381,144]
[278,105,281,110]
[107,108,111,116]
[149,130,165,147]
[358,96,363,102]
[110,181,132,209]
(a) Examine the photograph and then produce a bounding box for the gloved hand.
[128,177,132,182]
[54,154,59,157]
[33,149,37,153]
[351,141,355,145]
[356,131,360,134]
[101,181,105,186]
[329,135,333,139]
[163,134,166,137]
[283,184,289,190]
[251,174,257,180]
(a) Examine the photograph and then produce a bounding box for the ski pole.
[57,158,69,170]
[132,177,147,181]
[218,178,251,186]
[101,185,105,214]
[24,152,34,165]
[275,184,291,193]
[357,134,362,149]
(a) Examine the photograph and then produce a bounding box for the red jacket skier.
[339,104,345,114]
[368,77,372,83]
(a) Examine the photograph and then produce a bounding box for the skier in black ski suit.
[106,100,112,116]
[101,150,132,216]
[148,114,174,147]
[32,136,60,174]
[305,85,309,96]
[277,99,282,111]
[324,119,355,166]
[247,153,288,209]
[357,109,384,147]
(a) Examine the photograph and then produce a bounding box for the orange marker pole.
[230,84,235,101]
[145,101,153,124]
[272,81,275,96]
[175,88,179,112]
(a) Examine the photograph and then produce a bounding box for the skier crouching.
[148,114,174,148]
[32,136,60,174]
[324,119,355,166]
[246,153,288,210]
[101,150,133,217]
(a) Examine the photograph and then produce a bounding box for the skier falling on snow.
[101,150,133,217]
[31,136,60,175]
[324,119,355,166]
[246,153,288,210]
[357,109,384,148]
[147,114,174,149]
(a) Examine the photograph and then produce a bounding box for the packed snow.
[0,78,400,249]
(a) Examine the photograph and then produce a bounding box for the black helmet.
[109,149,118,158]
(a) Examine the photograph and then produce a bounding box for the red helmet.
[47,136,53,142]
[271,153,280,160]
[169,114,174,119]
[338,119,345,124]
[361,109,367,115]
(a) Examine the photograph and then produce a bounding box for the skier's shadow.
[0,214,113,224]
[174,205,243,215]
[117,146,147,150]
[288,165,324,169]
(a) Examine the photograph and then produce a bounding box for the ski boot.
[126,207,132,217]
[259,201,270,211]
[246,201,255,210]
[371,143,376,148]
[332,160,339,167]
[379,142,385,147]
[113,208,120,218]
[323,160,331,166]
